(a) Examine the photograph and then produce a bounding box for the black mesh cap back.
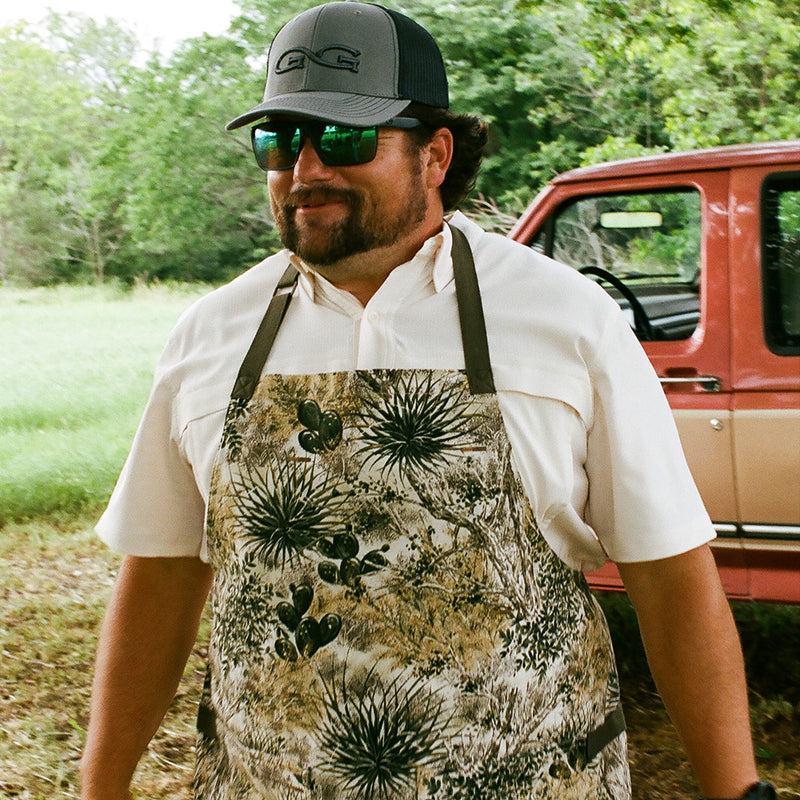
[385,7,449,109]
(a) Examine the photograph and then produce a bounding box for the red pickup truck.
[510,140,800,603]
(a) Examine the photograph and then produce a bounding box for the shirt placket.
[355,302,396,369]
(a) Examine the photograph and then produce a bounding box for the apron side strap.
[231,264,300,403]
[565,705,626,770]
[585,705,626,764]
[449,223,496,395]
[196,666,217,740]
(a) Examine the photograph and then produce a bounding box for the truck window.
[763,175,800,355]
[534,189,701,341]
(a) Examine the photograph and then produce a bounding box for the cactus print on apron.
[194,227,630,799]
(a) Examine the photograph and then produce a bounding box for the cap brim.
[225,92,411,130]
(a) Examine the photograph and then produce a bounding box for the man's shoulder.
[449,211,526,262]
[189,251,291,318]
[170,251,291,335]
[156,251,293,369]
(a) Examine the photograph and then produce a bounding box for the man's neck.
[306,220,444,306]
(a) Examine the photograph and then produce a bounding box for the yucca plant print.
[357,372,477,477]
[315,663,448,800]
[231,456,347,568]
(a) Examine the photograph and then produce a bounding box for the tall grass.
[0,283,209,524]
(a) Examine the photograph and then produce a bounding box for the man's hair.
[403,103,489,211]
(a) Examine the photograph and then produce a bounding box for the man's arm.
[80,555,213,800]
[618,544,759,799]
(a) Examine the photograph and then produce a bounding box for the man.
[81,2,774,799]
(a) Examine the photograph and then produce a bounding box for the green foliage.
[0,14,279,287]
[733,601,800,703]
[594,592,653,689]
[597,592,800,705]
[651,0,800,148]
[105,35,280,283]
[2,0,800,285]
[0,26,93,283]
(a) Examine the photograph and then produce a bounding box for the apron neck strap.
[230,222,495,403]
[231,263,298,402]
[449,223,496,395]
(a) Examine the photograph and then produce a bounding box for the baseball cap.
[225,1,449,130]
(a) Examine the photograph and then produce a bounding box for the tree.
[0,16,137,284]
[0,25,89,282]
[101,33,280,283]
[3,0,800,285]
[651,0,800,148]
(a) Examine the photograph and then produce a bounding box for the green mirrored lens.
[251,122,383,170]
[252,126,299,170]
[317,125,378,166]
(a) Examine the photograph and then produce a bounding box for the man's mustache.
[285,186,358,208]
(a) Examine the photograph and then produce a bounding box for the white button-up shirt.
[97,213,714,571]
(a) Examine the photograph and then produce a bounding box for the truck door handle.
[659,375,722,392]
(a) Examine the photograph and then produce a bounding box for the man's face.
[268,124,429,267]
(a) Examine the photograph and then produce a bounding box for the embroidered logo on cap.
[275,46,361,75]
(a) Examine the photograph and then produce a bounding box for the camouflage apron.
[194,227,630,799]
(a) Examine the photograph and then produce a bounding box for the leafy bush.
[596,591,800,706]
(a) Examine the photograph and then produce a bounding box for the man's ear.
[424,127,454,190]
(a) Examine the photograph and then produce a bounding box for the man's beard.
[271,176,428,267]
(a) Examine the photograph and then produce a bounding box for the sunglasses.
[250,118,423,171]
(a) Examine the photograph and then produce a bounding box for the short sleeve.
[95,350,206,558]
[584,311,715,562]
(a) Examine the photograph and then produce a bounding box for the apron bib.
[194,227,630,799]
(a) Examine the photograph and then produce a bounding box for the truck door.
[729,167,800,603]
[526,172,747,596]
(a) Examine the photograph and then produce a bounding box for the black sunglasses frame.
[250,117,423,171]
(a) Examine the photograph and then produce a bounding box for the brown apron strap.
[449,223,496,395]
[230,223,495,404]
[195,665,217,740]
[567,705,626,769]
[230,263,299,403]
[587,705,626,761]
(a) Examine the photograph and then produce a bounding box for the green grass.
[1,285,211,797]
[0,284,209,524]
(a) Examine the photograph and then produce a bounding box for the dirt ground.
[1,517,798,799]
[625,686,800,798]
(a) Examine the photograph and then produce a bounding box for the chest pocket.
[174,381,232,494]
[492,365,593,427]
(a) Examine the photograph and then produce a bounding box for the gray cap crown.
[226,1,448,130]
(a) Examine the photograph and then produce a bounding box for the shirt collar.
[431,218,455,293]
[287,219,455,308]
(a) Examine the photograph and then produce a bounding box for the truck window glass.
[539,189,701,341]
[763,175,800,355]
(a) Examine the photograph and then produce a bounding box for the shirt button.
[367,311,380,323]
